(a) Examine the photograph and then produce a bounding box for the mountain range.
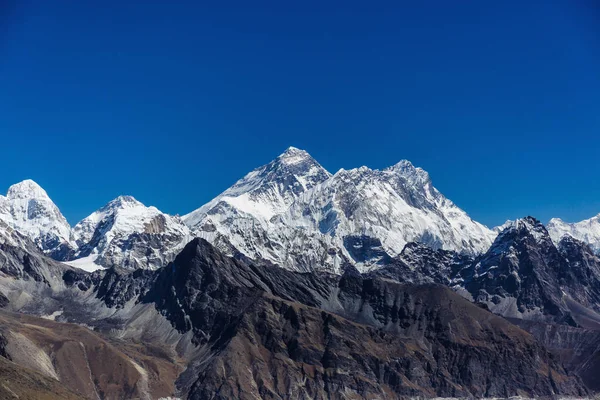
[3,147,597,273]
[1,147,600,398]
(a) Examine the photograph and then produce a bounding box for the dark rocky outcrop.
[509,318,600,392]
[370,242,472,285]
[146,239,586,399]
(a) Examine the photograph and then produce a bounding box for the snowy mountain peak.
[0,180,73,258]
[386,160,431,187]
[6,179,50,200]
[184,147,331,228]
[277,146,311,163]
[102,195,144,210]
[492,216,550,247]
[548,214,600,253]
[184,148,495,273]
[71,196,191,270]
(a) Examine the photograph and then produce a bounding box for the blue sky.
[1,1,599,227]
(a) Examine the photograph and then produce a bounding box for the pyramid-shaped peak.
[276,146,314,165]
[280,146,307,156]
[6,179,50,200]
[386,159,431,185]
[103,195,144,210]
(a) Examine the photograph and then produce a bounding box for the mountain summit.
[548,214,600,253]
[0,179,73,258]
[185,146,331,227]
[184,148,495,273]
[70,195,191,270]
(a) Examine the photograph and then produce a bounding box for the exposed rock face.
[460,217,600,326]
[0,310,182,400]
[0,220,70,287]
[69,195,192,270]
[136,239,585,399]
[510,318,600,392]
[372,242,473,286]
[557,235,600,315]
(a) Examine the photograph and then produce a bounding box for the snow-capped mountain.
[548,214,600,253]
[0,180,193,271]
[184,147,495,272]
[462,217,600,325]
[185,146,331,225]
[183,146,335,267]
[0,180,74,258]
[70,195,191,271]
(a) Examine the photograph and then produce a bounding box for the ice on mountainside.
[72,195,191,270]
[184,147,496,273]
[0,180,191,271]
[548,214,600,253]
[0,179,74,257]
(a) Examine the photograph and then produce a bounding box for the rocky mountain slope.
[184,147,495,273]
[69,195,191,271]
[463,217,600,326]
[380,216,600,391]
[0,226,589,398]
[136,239,589,398]
[0,353,83,400]
[0,309,182,400]
[0,180,191,271]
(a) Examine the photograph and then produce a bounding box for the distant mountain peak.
[386,160,431,186]
[6,179,50,200]
[278,146,309,160]
[271,146,323,170]
[548,213,600,253]
[0,179,73,258]
[103,195,143,210]
[71,195,190,270]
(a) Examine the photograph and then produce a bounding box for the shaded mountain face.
[371,242,473,286]
[461,217,600,326]
[2,234,586,399]
[68,195,191,271]
[98,239,584,399]
[0,220,72,287]
[393,217,600,327]
[509,318,600,393]
[0,180,74,259]
[184,148,495,273]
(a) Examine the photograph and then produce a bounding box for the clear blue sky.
[1,1,599,227]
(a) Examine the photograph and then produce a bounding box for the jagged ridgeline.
[1,148,600,398]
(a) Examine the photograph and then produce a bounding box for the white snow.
[64,255,105,272]
[548,214,600,252]
[184,148,495,273]
[0,180,73,254]
[2,180,191,270]
[71,195,192,270]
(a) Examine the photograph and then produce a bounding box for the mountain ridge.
[5,147,600,274]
